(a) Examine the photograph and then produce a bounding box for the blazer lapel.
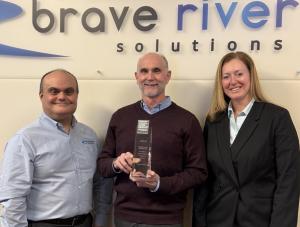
[216,113,239,186]
[230,102,264,159]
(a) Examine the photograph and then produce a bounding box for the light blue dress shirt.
[141,96,172,115]
[228,99,255,145]
[0,113,112,227]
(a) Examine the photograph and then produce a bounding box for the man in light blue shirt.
[0,69,113,227]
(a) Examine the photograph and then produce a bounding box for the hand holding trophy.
[130,120,152,180]
[129,120,160,191]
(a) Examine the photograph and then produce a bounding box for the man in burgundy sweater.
[98,52,207,227]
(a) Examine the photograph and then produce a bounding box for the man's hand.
[130,170,160,190]
[112,152,133,174]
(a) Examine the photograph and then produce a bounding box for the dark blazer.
[193,102,300,227]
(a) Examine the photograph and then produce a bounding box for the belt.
[28,213,90,226]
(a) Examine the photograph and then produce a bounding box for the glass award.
[132,120,152,177]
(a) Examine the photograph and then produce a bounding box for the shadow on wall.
[168,81,214,126]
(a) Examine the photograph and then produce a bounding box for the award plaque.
[132,120,152,176]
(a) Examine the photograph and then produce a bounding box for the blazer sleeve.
[270,109,300,227]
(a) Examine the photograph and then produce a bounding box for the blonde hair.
[207,51,267,122]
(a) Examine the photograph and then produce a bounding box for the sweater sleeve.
[192,120,209,227]
[158,115,208,195]
[98,114,118,178]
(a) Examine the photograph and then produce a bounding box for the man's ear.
[167,70,172,80]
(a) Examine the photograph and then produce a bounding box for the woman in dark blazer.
[193,51,300,227]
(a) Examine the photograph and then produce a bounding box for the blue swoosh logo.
[0,0,66,57]
[0,43,66,57]
[0,0,22,21]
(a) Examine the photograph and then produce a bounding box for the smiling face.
[221,58,252,106]
[40,70,78,125]
[135,53,171,106]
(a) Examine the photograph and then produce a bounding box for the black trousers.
[28,214,92,227]
[114,218,183,227]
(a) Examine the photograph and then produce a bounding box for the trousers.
[28,214,92,227]
[115,218,183,227]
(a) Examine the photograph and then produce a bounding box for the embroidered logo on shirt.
[81,139,96,144]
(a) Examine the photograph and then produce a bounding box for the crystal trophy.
[132,120,152,177]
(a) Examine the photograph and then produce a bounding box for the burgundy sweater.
[99,101,207,224]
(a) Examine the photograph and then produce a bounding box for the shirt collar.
[41,113,77,131]
[228,98,255,118]
[140,96,172,115]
